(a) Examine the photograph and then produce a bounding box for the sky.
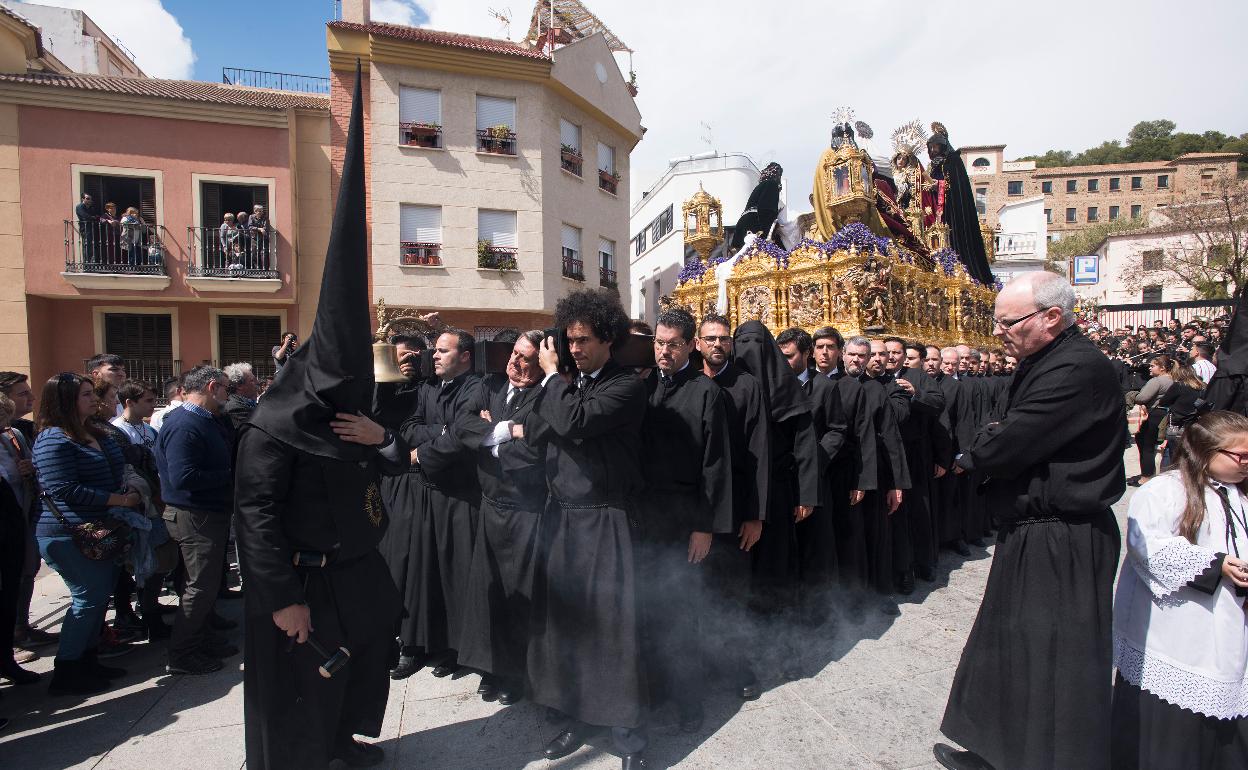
[15,0,1248,208]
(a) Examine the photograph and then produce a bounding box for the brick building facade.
[960,146,1239,240]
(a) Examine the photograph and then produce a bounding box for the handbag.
[41,491,132,561]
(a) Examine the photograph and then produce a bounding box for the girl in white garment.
[1112,410,1248,769]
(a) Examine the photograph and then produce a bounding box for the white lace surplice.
[1113,473,1248,719]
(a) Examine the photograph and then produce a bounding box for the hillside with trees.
[1015,120,1248,173]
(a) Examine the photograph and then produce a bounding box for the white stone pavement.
[0,450,1141,770]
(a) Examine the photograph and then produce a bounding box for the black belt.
[1000,510,1106,529]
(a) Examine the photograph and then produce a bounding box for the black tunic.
[891,367,947,576]
[930,373,965,545]
[372,380,423,649]
[397,371,488,655]
[235,425,408,770]
[941,327,1125,770]
[454,380,545,685]
[638,364,734,707]
[525,361,647,730]
[856,375,910,594]
[826,370,876,592]
[796,371,849,611]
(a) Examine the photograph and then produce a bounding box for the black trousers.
[165,506,229,658]
[0,507,25,666]
[1136,409,1165,477]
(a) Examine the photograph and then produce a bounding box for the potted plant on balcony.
[560,143,582,172]
[405,121,441,147]
[626,69,638,97]
[487,123,513,153]
[598,168,621,193]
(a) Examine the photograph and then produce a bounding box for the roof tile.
[330,20,550,61]
[0,71,329,111]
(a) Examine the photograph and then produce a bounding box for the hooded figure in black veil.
[234,63,411,770]
[927,123,995,286]
[729,322,820,675]
[730,163,785,251]
[1204,293,1248,415]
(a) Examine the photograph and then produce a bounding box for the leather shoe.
[933,742,994,770]
[678,704,704,733]
[739,681,760,701]
[620,752,646,769]
[430,663,458,678]
[543,729,586,760]
[477,680,498,702]
[967,537,987,548]
[879,600,901,617]
[334,738,385,768]
[953,540,971,557]
[1,664,40,685]
[389,654,424,680]
[497,689,521,706]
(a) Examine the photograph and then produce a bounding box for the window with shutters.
[597,142,618,194]
[103,313,174,385]
[218,315,281,379]
[195,181,274,277]
[598,238,616,287]
[399,204,442,266]
[561,224,583,280]
[477,209,518,270]
[77,173,162,273]
[399,87,442,148]
[476,95,516,155]
[559,119,582,176]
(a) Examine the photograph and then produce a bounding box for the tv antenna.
[489,7,512,39]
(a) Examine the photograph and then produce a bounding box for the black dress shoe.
[879,599,901,617]
[543,729,586,760]
[953,540,971,557]
[1,664,40,685]
[334,738,385,768]
[915,565,936,582]
[678,704,704,733]
[389,653,424,680]
[477,681,498,702]
[739,681,761,701]
[430,663,458,678]
[497,689,521,706]
[620,752,646,770]
[933,742,994,770]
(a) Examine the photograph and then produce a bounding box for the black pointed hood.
[248,62,373,461]
[731,321,809,423]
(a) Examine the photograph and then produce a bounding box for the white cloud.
[371,0,424,27]
[412,0,1248,209]
[19,0,195,79]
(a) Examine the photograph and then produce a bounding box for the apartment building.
[328,0,643,338]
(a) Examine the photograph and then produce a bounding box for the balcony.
[400,122,442,149]
[186,225,281,293]
[62,219,171,290]
[560,147,583,176]
[221,67,329,94]
[562,253,585,281]
[401,242,442,267]
[477,244,518,271]
[477,128,517,156]
[599,266,618,288]
[995,232,1039,259]
[598,169,619,195]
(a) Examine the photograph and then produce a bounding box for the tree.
[1121,175,1248,299]
[1048,217,1150,266]
[1012,120,1248,173]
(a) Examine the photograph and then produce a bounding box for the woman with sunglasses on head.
[32,373,140,695]
[1112,410,1248,769]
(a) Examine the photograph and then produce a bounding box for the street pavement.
[0,451,1140,769]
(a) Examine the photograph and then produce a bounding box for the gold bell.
[372,340,408,383]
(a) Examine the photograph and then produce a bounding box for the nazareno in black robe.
[524,359,648,731]
[827,370,877,593]
[452,379,546,688]
[930,373,964,546]
[856,374,910,595]
[941,327,1125,770]
[637,364,734,709]
[891,367,948,578]
[797,370,849,622]
[372,378,423,652]
[397,371,488,659]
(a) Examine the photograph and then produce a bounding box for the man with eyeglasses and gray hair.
[935,271,1126,770]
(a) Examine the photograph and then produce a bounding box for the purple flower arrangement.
[933,248,961,277]
[751,238,789,269]
[824,222,891,256]
[676,252,728,285]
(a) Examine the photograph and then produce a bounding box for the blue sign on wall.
[1072,255,1099,285]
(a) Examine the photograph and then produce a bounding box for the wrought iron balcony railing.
[560,148,583,176]
[478,245,518,270]
[64,219,168,275]
[222,67,330,94]
[598,169,619,195]
[188,225,279,279]
[477,129,517,156]
[400,122,442,148]
[600,266,618,287]
[401,242,442,266]
[562,254,585,281]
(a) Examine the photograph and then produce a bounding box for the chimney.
[342,0,370,24]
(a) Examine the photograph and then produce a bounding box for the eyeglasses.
[993,308,1049,330]
[1218,449,1248,465]
[699,335,733,346]
[654,340,686,351]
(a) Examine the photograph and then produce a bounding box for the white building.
[629,152,759,321]
[0,1,143,77]
[992,194,1048,285]
[1080,218,1202,305]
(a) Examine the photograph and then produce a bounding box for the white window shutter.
[400,205,441,243]
[399,87,440,124]
[559,119,580,151]
[597,142,614,173]
[598,238,614,268]
[478,209,517,248]
[476,96,516,131]
[561,224,581,254]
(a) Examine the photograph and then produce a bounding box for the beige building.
[961,145,1239,240]
[328,0,643,337]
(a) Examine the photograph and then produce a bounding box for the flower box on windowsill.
[560,148,583,177]
[477,129,517,156]
[400,122,442,149]
[598,169,620,196]
[400,242,442,267]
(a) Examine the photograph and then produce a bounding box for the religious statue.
[730,162,785,251]
[925,122,995,286]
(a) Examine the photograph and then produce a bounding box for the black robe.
[235,424,408,770]
[525,360,647,730]
[703,362,770,687]
[856,374,910,594]
[397,371,488,657]
[890,367,947,577]
[931,147,994,286]
[826,370,876,592]
[638,364,734,708]
[453,380,545,686]
[372,379,423,650]
[796,370,849,617]
[730,176,782,250]
[941,327,1124,770]
[931,373,965,545]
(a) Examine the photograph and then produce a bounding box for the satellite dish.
[594,61,608,84]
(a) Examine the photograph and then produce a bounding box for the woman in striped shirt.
[34,373,141,696]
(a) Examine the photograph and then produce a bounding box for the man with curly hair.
[524,288,649,770]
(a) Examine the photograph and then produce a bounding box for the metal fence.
[188,225,278,279]
[222,67,330,95]
[64,219,168,275]
[1091,299,1234,331]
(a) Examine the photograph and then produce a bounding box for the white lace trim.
[1134,538,1217,605]
[1115,635,1248,720]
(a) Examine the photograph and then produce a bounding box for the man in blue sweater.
[155,365,235,675]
